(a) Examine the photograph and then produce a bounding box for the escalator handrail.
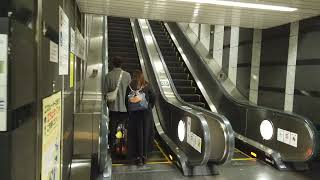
[146,20,235,164]
[171,22,319,161]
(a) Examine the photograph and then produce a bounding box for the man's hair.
[111,56,123,68]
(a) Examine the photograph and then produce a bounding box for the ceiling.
[76,0,320,29]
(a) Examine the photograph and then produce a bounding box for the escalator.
[108,17,170,166]
[148,20,253,163]
[107,16,234,177]
[148,21,208,109]
[152,20,319,170]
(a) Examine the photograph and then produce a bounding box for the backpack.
[127,85,149,111]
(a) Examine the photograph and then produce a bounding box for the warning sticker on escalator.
[277,128,298,148]
[186,117,202,153]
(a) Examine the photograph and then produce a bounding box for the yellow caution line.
[146,161,172,165]
[234,148,252,158]
[154,140,171,163]
[112,163,125,167]
[232,158,256,161]
[112,161,172,167]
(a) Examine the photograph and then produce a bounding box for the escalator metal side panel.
[167,22,319,163]
[135,19,216,167]
[142,18,234,164]
[148,21,234,164]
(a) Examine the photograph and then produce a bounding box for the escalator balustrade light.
[260,120,274,140]
[251,152,257,158]
[169,154,173,161]
[178,120,186,142]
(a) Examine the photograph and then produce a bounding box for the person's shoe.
[142,156,147,165]
[136,157,143,166]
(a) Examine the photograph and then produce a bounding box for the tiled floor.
[94,157,320,180]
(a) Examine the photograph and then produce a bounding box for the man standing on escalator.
[105,56,131,152]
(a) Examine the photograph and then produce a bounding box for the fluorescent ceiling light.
[177,0,298,12]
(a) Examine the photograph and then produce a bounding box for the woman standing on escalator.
[125,70,156,166]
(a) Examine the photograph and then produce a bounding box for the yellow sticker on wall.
[70,53,74,88]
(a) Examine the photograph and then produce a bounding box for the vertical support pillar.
[228,26,239,85]
[213,25,224,69]
[249,29,262,104]
[35,0,43,179]
[198,24,201,40]
[284,22,299,112]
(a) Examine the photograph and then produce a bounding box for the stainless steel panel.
[62,93,75,179]
[92,113,100,154]
[11,119,37,180]
[74,113,94,155]
[70,159,92,180]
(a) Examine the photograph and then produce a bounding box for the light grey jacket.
[105,68,131,112]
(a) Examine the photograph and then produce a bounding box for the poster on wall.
[0,34,8,132]
[59,7,69,75]
[41,91,62,180]
[49,41,58,63]
[75,28,85,60]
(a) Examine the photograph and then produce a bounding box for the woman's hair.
[130,70,148,90]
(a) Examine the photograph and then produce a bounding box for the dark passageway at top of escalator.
[148,20,209,110]
[108,17,141,75]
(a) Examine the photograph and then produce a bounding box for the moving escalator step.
[176,86,197,94]
[163,56,179,62]
[161,51,177,56]
[109,52,138,57]
[109,47,137,53]
[189,102,206,108]
[165,61,182,67]
[173,79,193,86]
[170,73,189,80]
[180,94,202,102]
[168,67,186,73]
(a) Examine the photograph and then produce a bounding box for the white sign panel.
[0,34,8,131]
[277,128,298,148]
[277,128,284,142]
[75,28,85,60]
[70,28,75,54]
[186,117,202,153]
[290,132,298,148]
[49,41,58,63]
[59,7,69,75]
[283,129,291,145]
[160,79,170,87]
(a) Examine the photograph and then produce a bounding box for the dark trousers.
[109,111,128,149]
[127,110,154,159]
